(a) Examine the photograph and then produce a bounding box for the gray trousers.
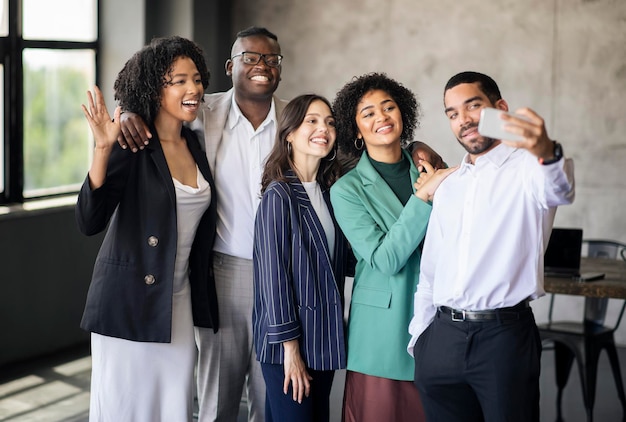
[194,252,265,422]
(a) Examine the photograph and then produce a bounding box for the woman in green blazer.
[330,73,456,422]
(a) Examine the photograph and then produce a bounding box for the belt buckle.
[451,309,466,322]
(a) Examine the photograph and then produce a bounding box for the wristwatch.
[540,141,563,165]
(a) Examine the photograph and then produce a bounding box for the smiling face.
[288,99,336,167]
[158,56,204,124]
[444,82,507,158]
[226,35,281,102]
[355,89,404,157]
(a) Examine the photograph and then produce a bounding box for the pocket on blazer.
[351,286,392,309]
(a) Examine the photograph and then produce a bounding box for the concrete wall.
[231,0,626,341]
[99,2,626,254]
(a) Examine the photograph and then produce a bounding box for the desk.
[541,257,626,420]
[544,257,626,324]
[545,257,626,298]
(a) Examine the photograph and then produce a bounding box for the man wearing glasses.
[119,27,287,422]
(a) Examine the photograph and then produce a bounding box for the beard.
[457,123,497,155]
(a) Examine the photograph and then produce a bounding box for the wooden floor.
[1,343,625,421]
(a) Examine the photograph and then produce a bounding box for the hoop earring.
[326,148,337,161]
[287,142,292,154]
[354,138,364,150]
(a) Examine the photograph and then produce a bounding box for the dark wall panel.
[0,207,103,367]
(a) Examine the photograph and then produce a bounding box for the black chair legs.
[604,342,626,420]
[553,342,576,421]
[545,333,626,422]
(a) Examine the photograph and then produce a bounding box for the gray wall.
[101,1,626,247]
[230,0,626,342]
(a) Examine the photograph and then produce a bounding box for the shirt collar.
[227,95,277,131]
[459,142,517,174]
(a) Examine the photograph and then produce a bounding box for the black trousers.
[413,307,541,422]
[261,362,335,422]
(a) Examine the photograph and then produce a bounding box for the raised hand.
[81,86,121,150]
[81,86,122,189]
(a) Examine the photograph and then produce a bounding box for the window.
[0,0,7,36]
[1,0,98,203]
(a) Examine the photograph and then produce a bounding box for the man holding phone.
[408,71,575,421]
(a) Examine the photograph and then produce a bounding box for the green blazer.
[330,150,431,381]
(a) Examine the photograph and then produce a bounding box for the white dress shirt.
[212,96,277,259]
[408,143,575,355]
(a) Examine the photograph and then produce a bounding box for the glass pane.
[23,49,95,198]
[0,0,8,36]
[23,0,97,41]
[0,65,3,194]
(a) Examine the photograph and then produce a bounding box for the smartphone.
[574,272,606,282]
[478,108,526,142]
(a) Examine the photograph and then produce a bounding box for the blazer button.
[147,236,159,247]
[144,274,156,285]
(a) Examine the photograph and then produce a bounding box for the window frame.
[1,0,99,205]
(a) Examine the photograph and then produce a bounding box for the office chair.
[538,240,626,422]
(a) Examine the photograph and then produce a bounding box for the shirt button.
[147,236,159,247]
[144,274,156,285]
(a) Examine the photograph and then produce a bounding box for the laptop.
[544,228,583,278]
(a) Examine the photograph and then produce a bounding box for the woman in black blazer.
[252,94,347,422]
[76,36,217,421]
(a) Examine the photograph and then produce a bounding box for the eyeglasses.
[231,52,283,68]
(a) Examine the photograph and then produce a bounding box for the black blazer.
[76,126,219,342]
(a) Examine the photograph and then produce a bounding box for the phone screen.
[477,108,525,142]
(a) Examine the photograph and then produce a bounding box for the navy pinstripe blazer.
[252,172,347,371]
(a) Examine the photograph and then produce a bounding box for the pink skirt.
[342,370,425,422]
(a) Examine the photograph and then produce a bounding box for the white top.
[212,96,277,259]
[302,180,335,258]
[172,168,211,292]
[408,143,575,355]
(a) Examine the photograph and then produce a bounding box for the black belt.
[438,300,530,322]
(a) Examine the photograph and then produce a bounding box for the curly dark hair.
[113,36,210,125]
[261,94,342,193]
[332,72,420,169]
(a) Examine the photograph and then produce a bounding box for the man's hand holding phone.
[478,107,558,163]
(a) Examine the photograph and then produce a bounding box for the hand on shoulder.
[414,160,458,202]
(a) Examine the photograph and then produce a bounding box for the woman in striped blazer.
[252,94,348,422]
